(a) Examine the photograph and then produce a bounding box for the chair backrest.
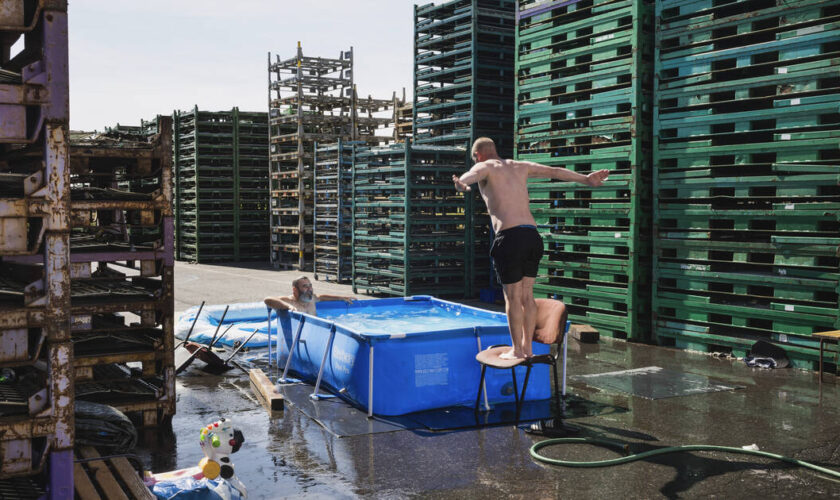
[532,304,569,346]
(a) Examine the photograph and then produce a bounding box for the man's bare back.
[453,157,608,234]
[472,159,535,233]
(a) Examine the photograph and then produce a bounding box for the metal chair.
[475,314,572,422]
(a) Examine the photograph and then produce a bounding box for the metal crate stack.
[0,1,72,494]
[395,99,414,142]
[313,139,360,282]
[653,0,840,366]
[516,0,654,341]
[234,110,271,262]
[268,44,353,271]
[268,44,397,271]
[413,0,517,297]
[173,107,269,263]
[352,142,470,296]
[65,119,176,427]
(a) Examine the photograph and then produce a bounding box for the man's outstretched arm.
[452,163,489,192]
[524,161,609,187]
[316,294,355,304]
[264,296,296,311]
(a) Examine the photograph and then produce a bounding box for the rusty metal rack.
[61,118,176,428]
[0,0,74,494]
[351,141,471,297]
[653,0,840,367]
[268,43,396,271]
[173,107,269,262]
[394,94,413,143]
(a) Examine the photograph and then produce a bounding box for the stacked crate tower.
[67,121,176,427]
[268,45,353,271]
[653,0,840,366]
[352,142,471,296]
[515,0,654,341]
[0,1,73,494]
[313,93,405,283]
[313,139,359,283]
[413,0,517,297]
[173,107,270,262]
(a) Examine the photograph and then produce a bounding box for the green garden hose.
[530,437,840,480]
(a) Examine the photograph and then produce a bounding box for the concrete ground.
[138,261,840,499]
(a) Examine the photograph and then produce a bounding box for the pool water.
[318,302,507,335]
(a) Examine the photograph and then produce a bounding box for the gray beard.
[299,292,313,303]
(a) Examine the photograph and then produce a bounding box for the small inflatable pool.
[175,302,277,348]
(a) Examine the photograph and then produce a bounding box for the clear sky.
[68,1,418,131]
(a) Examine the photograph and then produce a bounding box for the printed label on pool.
[414,352,449,387]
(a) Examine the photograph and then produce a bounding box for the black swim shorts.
[489,225,544,285]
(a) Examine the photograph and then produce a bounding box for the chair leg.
[551,358,561,415]
[518,365,532,422]
[819,339,824,385]
[510,367,519,419]
[475,364,487,412]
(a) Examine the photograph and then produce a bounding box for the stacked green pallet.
[352,142,470,296]
[653,0,840,366]
[413,0,516,296]
[174,107,269,262]
[236,111,270,261]
[516,0,654,341]
[313,140,359,283]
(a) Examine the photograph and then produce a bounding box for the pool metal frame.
[266,296,538,417]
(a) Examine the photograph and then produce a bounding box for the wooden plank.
[570,324,600,343]
[74,461,101,500]
[77,447,130,500]
[249,368,284,411]
[814,330,840,340]
[109,456,155,500]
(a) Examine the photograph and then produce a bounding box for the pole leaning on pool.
[368,343,374,418]
[266,305,273,375]
[280,316,306,383]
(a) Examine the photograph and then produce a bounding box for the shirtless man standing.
[453,137,608,360]
[264,276,355,316]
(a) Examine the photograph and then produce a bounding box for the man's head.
[471,137,498,163]
[291,276,314,303]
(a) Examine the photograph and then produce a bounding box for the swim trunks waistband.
[498,224,537,235]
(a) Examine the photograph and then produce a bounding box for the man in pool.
[263,276,355,316]
[453,137,608,360]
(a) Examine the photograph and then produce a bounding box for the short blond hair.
[471,137,496,159]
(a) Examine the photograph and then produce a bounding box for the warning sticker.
[415,352,449,387]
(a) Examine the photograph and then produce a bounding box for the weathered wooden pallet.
[74,446,154,500]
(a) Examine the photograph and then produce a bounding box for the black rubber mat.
[276,382,556,438]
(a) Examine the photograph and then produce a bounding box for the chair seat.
[526,353,554,365]
[475,345,525,369]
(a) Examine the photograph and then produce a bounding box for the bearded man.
[263,276,355,316]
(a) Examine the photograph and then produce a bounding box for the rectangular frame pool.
[270,296,550,416]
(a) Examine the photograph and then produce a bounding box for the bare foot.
[499,348,526,360]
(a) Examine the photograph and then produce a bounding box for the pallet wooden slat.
[75,446,152,500]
